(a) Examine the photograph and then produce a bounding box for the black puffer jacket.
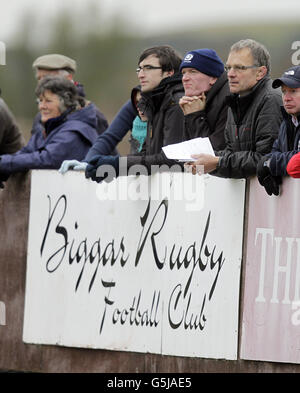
[214,76,282,179]
[126,73,184,168]
[183,71,229,150]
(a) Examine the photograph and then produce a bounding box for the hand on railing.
[59,160,88,174]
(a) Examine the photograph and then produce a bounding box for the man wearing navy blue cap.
[186,39,282,179]
[257,65,300,195]
[179,48,229,150]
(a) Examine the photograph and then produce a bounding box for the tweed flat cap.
[32,54,77,73]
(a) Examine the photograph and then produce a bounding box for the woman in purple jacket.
[0,76,98,188]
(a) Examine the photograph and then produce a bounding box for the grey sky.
[1,0,300,44]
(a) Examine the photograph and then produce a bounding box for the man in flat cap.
[257,65,300,194]
[32,54,77,78]
[31,53,109,137]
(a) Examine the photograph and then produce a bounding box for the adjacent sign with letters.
[241,177,300,364]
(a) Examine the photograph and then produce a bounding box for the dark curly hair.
[35,75,85,113]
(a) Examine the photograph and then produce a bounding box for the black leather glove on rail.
[85,155,119,183]
[257,159,281,196]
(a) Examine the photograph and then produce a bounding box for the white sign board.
[23,170,245,360]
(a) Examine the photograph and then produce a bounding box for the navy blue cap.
[179,49,224,77]
[272,66,300,89]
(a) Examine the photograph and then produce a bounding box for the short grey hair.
[230,39,271,75]
[34,68,71,80]
[35,75,85,113]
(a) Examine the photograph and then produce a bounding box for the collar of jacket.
[225,76,270,124]
[281,106,300,123]
[225,76,270,105]
[141,72,183,114]
[130,85,142,116]
[42,107,74,136]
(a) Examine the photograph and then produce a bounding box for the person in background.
[0,76,98,188]
[185,39,282,179]
[130,86,147,154]
[256,66,300,193]
[31,53,109,137]
[59,85,147,173]
[179,48,228,150]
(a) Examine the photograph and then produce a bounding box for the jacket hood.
[67,102,98,129]
[225,76,272,124]
[42,103,98,145]
[141,72,183,114]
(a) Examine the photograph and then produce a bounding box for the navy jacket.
[269,108,300,176]
[0,104,98,175]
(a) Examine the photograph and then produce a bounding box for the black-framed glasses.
[225,65,259,72]
[136,65,162,74]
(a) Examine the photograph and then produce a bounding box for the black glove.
[85,155,120,183]
[257,159,281,196]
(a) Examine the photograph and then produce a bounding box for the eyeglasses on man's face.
[225,65,259,73]
[136,65,162,74]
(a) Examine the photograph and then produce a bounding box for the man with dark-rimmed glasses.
[185,39,283,179]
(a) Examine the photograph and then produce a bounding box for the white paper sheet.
[162,137,215,161]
